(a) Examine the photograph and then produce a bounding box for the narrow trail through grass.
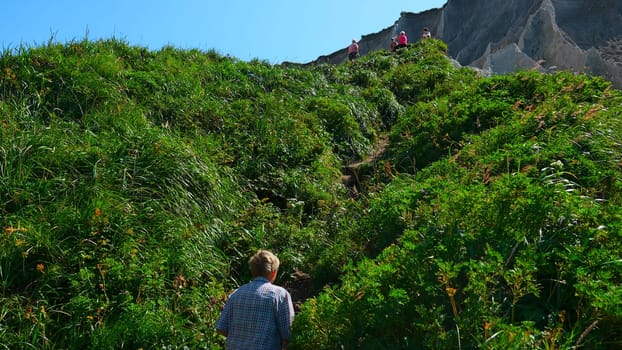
[341,134,390,197]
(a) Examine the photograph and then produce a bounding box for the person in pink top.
[348,39,359,61]
[397,31,408,49]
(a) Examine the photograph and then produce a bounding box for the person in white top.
[421,27,432,39]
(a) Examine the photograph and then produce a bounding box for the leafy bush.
[2,37,621,349]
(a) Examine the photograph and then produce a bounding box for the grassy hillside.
[1,38,621,349]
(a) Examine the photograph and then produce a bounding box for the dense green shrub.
[2,37,621,349]
[291,68,622,349]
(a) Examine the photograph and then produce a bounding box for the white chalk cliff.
[311,0,622,88]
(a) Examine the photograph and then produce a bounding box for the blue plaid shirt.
[216,277,295,350]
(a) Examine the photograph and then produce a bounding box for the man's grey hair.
[248,250,280,277]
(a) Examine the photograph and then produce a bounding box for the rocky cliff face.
[311,0,622,88]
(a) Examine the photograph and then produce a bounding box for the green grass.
[1,38,621,349]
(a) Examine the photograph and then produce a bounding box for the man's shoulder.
[262,283,292,297]
[274,284,291,293]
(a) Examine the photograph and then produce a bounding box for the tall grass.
[1,37,621,349]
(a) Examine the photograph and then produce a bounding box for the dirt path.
[284,135,391,308]
[341,134,390,197]
[347,134,389,169]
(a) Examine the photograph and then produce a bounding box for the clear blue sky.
[2,1,446,64]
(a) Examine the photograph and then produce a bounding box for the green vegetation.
[1,38,621,349]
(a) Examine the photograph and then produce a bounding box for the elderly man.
[216,250,295,350]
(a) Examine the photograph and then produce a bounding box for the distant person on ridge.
[397,31,408,49]
[421,27,432,39]
[390,36,398,52]
[348,39,360,61]
[216,250,295,350]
